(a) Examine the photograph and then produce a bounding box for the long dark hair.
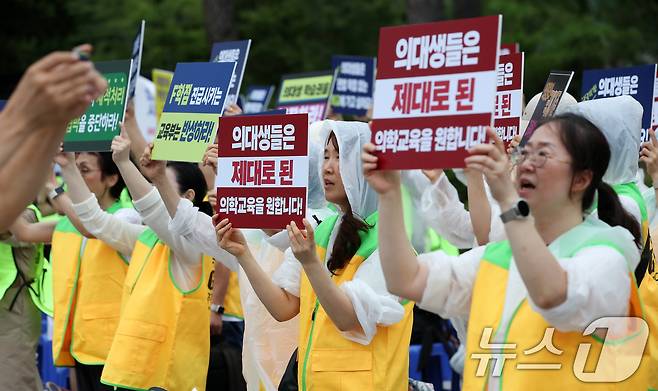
[166,162,211,214]
[537,114,641,247]
[325,133,372,274]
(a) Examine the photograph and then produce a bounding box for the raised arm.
[54,152,97,237]
[465,170,492,245]
[140,143,179,217]
[8,216,57,243]
[641,129,658,208]
[111,125,156,202]
[362,143,428,302]
[53,150,144,255]
[286,219,363,333]
[122,101,148,163]
[0,45,107,229]
[465,128,568,309]
[210,262,231,336]
[215,218,300,322]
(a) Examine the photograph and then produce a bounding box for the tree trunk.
[406,0,444,23]
[203,0,237,45]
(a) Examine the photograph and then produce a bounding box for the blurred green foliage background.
[2,0,657,101]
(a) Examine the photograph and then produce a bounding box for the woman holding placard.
[56,125,236,391]
[215,120,413,390]
[363,115,649,389]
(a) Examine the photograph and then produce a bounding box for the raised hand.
[224,103,243,117]
[214,215,249,257]
[203,143,218,171]
[4,44,107,130]
[361,143,401,195]
[641,129,658,184]
[287,219,319,265]
[111,123,132,164]
[139,142,166,181]
[53,145,75,168]
[464,127,517,207]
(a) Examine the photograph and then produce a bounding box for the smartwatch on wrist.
[500,199,530,223]
[210,304,225,314]
[48,185,65,201]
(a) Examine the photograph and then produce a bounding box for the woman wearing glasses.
[362,114,648,389]
[50,151,141,391]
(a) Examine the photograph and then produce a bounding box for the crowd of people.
[1,44,658,391]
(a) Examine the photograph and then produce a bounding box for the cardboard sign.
[152,68,174,122]
[210,40,251,112]
[521,70,574,146]
[582,64,657,142]
[152,61,235,162]
[64,60,132,152]
[330,55,376,116]
[371,15,502,169]
[243,85,275,114]
[128,20,145,99]
[276,71,335,123]
[500,42,519,56]
[494,52,524,146]
[215,113,308,229]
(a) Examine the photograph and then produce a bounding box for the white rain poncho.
[317,120,378,218]
[521,91,577,136]
[240,229,298,391]
[241,128,334,390]
[265,133,335,252]
[307,137,327,210]
[400,170,434,252]
[272,119,405,345]
[560,95,643,185]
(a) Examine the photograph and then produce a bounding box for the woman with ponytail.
[215,120,413,390]
[364,114,648,390]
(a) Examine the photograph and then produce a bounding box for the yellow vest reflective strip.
[0,205,53,316]
[51,201,129,366]
[101,228,211,391]
[298,212,413,391]
[464,239,649,390]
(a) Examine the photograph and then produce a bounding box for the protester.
[96,130,238,391]
[216,120,413,390]
[48,150,139,391]
[364,116,648,388]
[0,206,48,391]
[639,129,658,391]
[0,45,106,230]
[561,96,648,280]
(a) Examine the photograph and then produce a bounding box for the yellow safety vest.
[464,224,649,390]
[613,183,658,390]
[0,204,53,316]
[51,202,128,366]
[101,228,212,391]
[641,239,658,391]
[298,212,413,390]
